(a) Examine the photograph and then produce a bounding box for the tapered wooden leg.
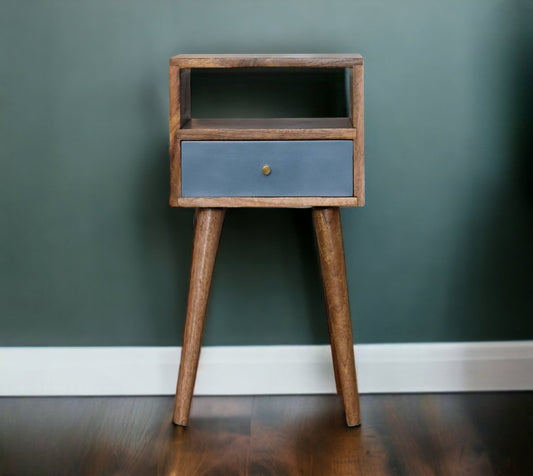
[313,207,361,427]
[321,274,342,395]
[173,208,225,426]
[327,312,343,395]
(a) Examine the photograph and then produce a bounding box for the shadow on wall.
[448,1,533,340]
[206,207,329,345]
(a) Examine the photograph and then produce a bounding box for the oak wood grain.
[1,394,531,475]
[170,53,363,68]
[326,294,343,395]
[249,395,389,475]
[163,397,252,475]
[178,117,357,140]
[169,67,190,145]
[313,207,360,426]
[173,208,225,426]
[352,64,365,204]
[169,66,180,200]
[176,196,358,208]
[169,140,181,205]
[169,66,190,201]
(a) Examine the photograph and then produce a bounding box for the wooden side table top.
[170,53,363,68]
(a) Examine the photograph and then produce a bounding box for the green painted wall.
[1,0,532,346]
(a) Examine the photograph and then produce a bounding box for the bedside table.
[169,54,364,427]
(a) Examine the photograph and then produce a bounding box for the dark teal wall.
[1,0,532,346]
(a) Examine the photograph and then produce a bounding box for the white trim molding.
[1,341,532,396]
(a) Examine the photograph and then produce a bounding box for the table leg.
[313,207,361,427]
[173,207,225,426]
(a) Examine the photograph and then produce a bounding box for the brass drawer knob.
[262,165,271,176]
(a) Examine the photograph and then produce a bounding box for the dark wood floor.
[0,393,531,476]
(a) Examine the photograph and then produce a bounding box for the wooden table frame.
[169,54,364,427]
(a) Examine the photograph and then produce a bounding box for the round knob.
[262,165,271,176]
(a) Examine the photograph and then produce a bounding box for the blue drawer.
[181,140,353,197]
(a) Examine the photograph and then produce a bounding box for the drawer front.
[181,140,353,197]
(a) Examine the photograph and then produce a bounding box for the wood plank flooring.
[0,393,531,475]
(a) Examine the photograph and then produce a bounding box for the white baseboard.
[0,341,532,396]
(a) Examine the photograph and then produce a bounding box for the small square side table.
[169,54,364,427]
